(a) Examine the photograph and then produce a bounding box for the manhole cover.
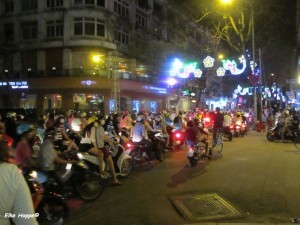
[170,193,243,222]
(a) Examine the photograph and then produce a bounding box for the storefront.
[0,77,175,118]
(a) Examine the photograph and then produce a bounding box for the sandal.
[112,180,122,185]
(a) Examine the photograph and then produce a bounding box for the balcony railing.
[0,69,159,84]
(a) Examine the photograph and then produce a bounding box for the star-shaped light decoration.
[216,67,226,76]
[203,56,215,68]
[194,69,203,78]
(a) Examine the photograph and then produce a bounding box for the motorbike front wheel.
[119,158,133,177]
[76,177,103,201]
[37,197,69,225]
[266,131,277,142]
[188,157,197,167]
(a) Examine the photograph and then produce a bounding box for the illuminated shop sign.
[0,81,28,89]
[81,80,96,86]
[143,86,167,94]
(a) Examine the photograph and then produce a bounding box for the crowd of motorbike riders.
[1,106,298,224]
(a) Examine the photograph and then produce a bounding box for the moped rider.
[131,115,153,163]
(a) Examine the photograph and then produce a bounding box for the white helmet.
[137,115,145,122]
[155,116,161,122]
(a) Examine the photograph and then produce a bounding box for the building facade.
[0,0,211,117]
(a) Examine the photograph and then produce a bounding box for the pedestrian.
[0,141,39,225]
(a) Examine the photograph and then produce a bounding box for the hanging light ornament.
[203,56,215,68]
[194,69,203,78]
[216,67,226,76]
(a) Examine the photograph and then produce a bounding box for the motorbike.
[147,131,165,161]
[223,125,234,141]
[267,123,300,142]
[78,142,133,178]
[51,151,104,201]
[129,138,158,167]
[233,121,246,137]
[172,129,185,151]
[187,140,210,167]
[23,169,69,225]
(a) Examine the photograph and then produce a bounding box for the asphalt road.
[65,131,300,225]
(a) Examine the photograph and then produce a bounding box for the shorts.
[79,143,93,152]
[99,147,112,159]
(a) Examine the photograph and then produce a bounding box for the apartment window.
[4,23,14,42]
[114,28,128,44]
[114,0,129,18]
[74,0,105,7]
[74,18,105,37]
[47,0,63,8]
[22,0,38,11]
[4,0,14,13]
[22,21,37,40]
[47,20,63,38]
[136,11,147,29]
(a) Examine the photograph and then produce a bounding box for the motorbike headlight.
[30,170,37,179]
[78,161,89,169]
[77,153,83,159]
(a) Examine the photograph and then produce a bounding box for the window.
[22,0,38,11]
[22,21,37,40]
[115,28,129,44]
[74,18,105,37]
[136,10,147,29]
[4,0,14,13]
[114,0,129,18]
[47,0,63,8]
[74,0,105,7]
[4,23,14,42]
[47,20,63,38]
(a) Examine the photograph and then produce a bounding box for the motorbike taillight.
[174,132,182,140]
[126,142,132,148]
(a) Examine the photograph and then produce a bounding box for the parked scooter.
[78,143,133,178]
[23,169,69,225]
[267,123,300,142]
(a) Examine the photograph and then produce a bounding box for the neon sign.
[0,81,28,89]
[81,80,96,86]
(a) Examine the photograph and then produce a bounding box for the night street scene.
[0,0,300,225]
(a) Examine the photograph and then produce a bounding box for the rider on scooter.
[131,115,153,162]
[186,120,210,157]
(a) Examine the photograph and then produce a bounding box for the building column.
[37,51,45,72]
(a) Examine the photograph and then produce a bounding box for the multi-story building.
[0,0,211,116]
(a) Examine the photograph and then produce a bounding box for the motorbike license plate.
[66,163,72,170]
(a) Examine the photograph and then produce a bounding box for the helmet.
[155,116,161,122]
[137,115,145,122]
[17,123,34,135]
[284,110,289,115]
[7,112,16,118]
[88,116,98,124]
[80,112,87,118]
[236,112,241,116]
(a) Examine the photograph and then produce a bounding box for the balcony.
[0,69,159,85]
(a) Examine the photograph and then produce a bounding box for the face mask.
[94,122,99,127]
[100,120,105,126]
[60,119,65,123]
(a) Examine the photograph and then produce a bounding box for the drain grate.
[170,193,243,222]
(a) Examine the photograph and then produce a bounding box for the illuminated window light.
[27,68,31,72]
[52,67,56,70]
